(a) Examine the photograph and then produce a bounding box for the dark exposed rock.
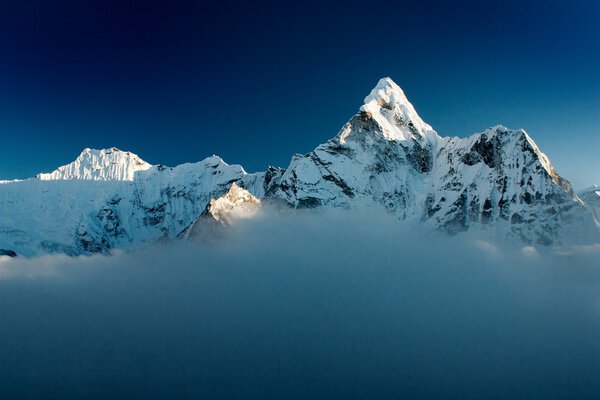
[0,249,16,257]
[142,203,166,226]
[263,166,284,197]
[425,194,441,218]
[461,151,482,166]
[461,134,500,168]
[511,213,524,224]
[521,191,533,205]
[468,195,481,222]
[443,192,469,233]
[481,198,493,224]
[297,197,322,208]
[39,241,79,256]
[381,190,408,214]
[322,174,354,198]
[108,195,121,205]
[75,230,110,254]
[97,207,125,239]
[407,144,432,172]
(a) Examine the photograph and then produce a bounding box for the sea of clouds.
[1,209,600,399]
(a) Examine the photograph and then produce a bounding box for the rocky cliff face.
[178,182,262,241]
[0,77,597,256]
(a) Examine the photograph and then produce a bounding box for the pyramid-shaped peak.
[355,77,438,144]
[363,77,414,110]
[37,147,152,181]
[206,182,261,225]
[220,182,260,205]
[373,76,404,92]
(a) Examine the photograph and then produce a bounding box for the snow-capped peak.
[579,184,600,202]
[579,184,600,225]
[473,125,574,196]
[510,127,565,189]
[205,182,261,225]
[581,184,600,195]
[358,77,439,144]
[37,147,152,181]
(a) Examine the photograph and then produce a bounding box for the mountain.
[36,147,152,181]
[263,78,595,244]
[203,182,261,225]
[0,151,264,256]
[579,185,600,225]
[0,77,597,256]
[177,183,261,241]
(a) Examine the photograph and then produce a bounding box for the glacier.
[0,77,598,256]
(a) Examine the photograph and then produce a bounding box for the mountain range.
[1,77,598,256]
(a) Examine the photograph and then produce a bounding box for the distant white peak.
[482,125,540,139]
[356,77,439,144]
[199,155,248,174]
[483,124,511,133]
[0,179,22,184]
[579,185,600,225]
[581,184,600,190]
[580,184,600,197]
[207,182,260,224]
[37,147,152,181]
[203,155,224,164]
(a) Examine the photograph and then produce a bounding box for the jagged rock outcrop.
[203,182,261,225]
[178,182,261,239]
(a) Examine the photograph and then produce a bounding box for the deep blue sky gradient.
[0,0,598,188]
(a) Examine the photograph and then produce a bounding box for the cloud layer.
[1,210,600,399]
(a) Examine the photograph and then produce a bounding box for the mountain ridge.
[1,77,598,256]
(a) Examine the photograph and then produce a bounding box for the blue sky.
[0,0,598,188]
